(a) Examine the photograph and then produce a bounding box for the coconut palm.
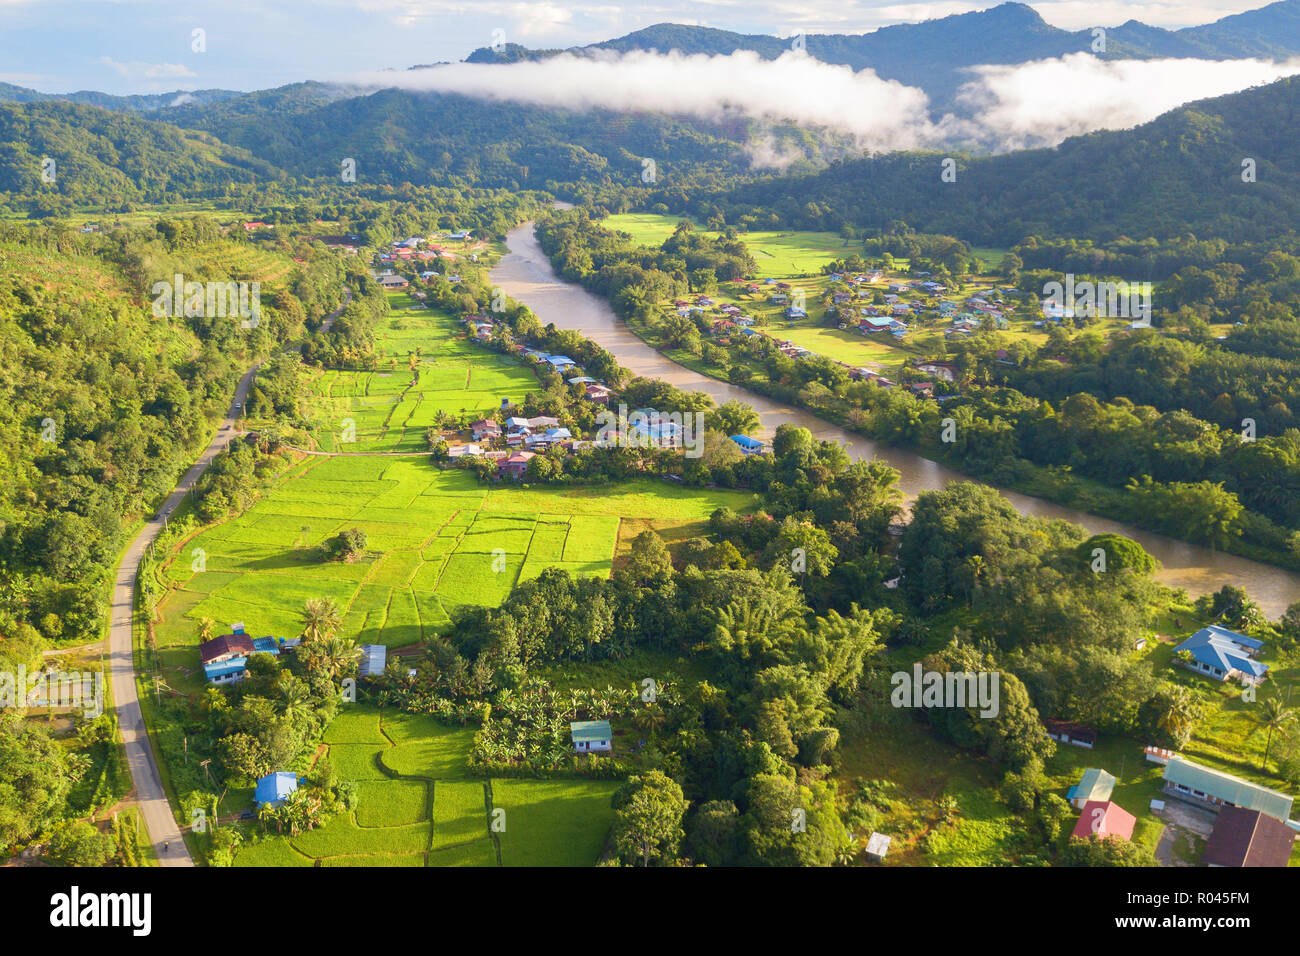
[299,597,342,644]
[316,634,359,680]
[1254,692,1296,770]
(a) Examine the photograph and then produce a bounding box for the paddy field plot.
[153,456,751,693]
[300,298,538,452]
[604,213,853,277]
[234,707,615,867]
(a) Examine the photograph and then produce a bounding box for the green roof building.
[1068,768,1117,809]
[570,720,612,754]
[1162,756,1293,820]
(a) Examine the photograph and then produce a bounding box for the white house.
[570,720,612,753]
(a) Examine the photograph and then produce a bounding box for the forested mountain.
[0,82,243,112]
[703,77,1300,243]
[0,101,282,215]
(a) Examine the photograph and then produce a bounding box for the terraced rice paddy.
[233,708,618,867]
[301,297,538,452]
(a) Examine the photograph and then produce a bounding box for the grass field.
[234,707,616,867]
[152,456,752,692]
[605,213,856,278]
[300,296,539,452]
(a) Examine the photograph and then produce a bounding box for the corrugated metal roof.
[1074,768,1116,802]
[570,720,611,743]
[1163,757,1294,819]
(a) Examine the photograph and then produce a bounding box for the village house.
[358,644,387,678]
[570,720,612,753]
[1202,806,1297,867]
[1161,756,1294,819]
[1173,625,1269,685]
[254,772,299,808]
[1067,768,1116,809]
[498,451,536,480]
[1043,718,1098,749]
[584,383,613,404]
[377,274,409,289]
[447,443,483,460]
[730,434,766,455]
[1070,800,1136,842]
[470,419,501,442]
[865,832,891,862]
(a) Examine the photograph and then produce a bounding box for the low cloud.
[959,53,1300,149]
[353,49,943,152]
[349,48,1300,155]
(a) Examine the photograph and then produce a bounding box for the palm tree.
[279,681,312,722]
[197,618,216,642]
[299,597,342,644]
[316,634,359,680]
[1255,692,1295,770]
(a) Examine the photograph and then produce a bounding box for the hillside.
[0,101,281,214]
[708,75,1300,243]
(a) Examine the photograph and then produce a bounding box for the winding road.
[107,289,351,867]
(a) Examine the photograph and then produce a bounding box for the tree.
[1061,835,1156,866]
[685,800,740,867]
[713,400,761,437]
[1253,692,1295,771]
[321,528,367,563]
[45,820,115,866]
[611,770,687,867]
[299,597,342,643]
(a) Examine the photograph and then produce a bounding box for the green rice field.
[300,296,539,452]
[153,456,753,689]
[234,707,618,867]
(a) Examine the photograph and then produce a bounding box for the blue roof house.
[1174,626,1268,686]
[730,435,765,455]
[254,772,299,808]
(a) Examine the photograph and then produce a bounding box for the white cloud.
[351,49,943,151]
[959,53,1300,149]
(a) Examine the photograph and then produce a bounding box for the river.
[492,221,1300,616]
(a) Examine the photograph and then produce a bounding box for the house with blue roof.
[254,772,300,808]
[730,434,766,455]
[1174,626,1268,685]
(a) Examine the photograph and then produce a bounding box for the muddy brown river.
[492,221,1300,616]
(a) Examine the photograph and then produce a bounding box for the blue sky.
[0,0,1270,95]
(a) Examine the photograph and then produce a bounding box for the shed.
[254,772,299,808]
[358,644,388,678]
[865,832,891,861]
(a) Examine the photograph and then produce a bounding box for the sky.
[0,0,1279,95]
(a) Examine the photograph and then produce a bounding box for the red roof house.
[1071,800,1137,842]
[199,633,256,665]
[1203,806,1296,867]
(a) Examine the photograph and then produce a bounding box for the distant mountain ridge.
[464,1,1300,113]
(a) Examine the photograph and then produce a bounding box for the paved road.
[108,289,350,867]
